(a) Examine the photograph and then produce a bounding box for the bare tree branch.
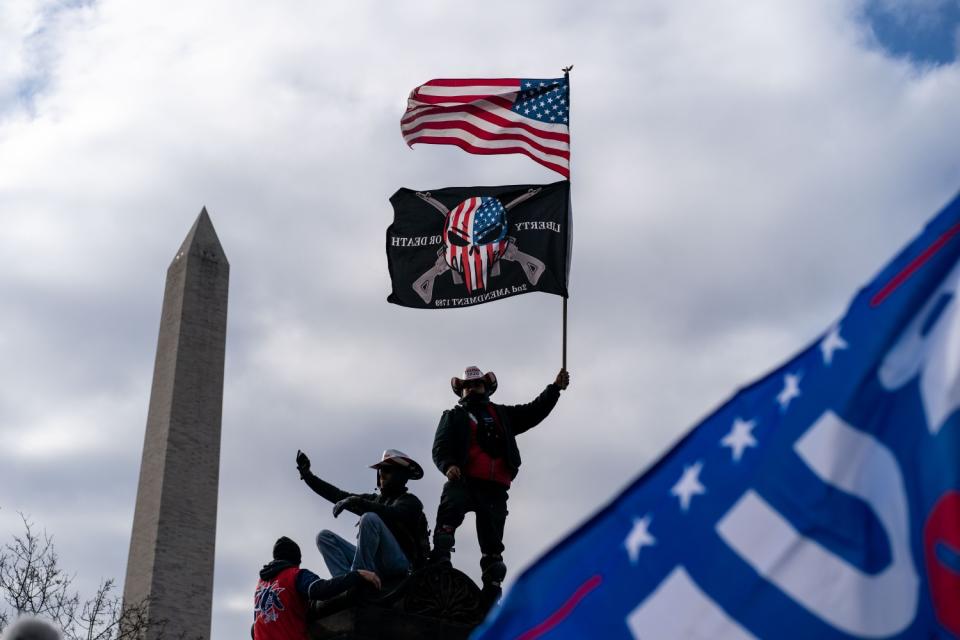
[0,515,170,640]
[0,514,78,629]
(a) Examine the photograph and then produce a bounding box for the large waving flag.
[401,77,570,178]
[473,192,960,639]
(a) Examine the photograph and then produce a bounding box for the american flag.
[401,77,570,178]
[443,196,508,293]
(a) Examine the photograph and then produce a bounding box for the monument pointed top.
[126,205,229,640]
[172,207,228,268]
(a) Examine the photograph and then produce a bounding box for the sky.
[1,1,959,638]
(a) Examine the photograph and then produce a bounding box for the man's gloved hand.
[445,465,462,482]
[296,450,311,476]
[554,368,570,390]
[333,496,361,518]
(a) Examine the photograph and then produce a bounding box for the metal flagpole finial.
[562,65,574,76]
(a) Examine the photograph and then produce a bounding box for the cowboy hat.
[370,449,424,480]
[451,365,498,397]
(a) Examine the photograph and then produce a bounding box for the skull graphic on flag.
[386,181,570,309]
[408,188,551,304]
[443,196,509,293]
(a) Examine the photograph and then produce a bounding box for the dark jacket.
[300,472,430,567]
[432,384,561,481]
[258,559,362,600]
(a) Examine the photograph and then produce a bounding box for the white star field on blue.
[513,78,570,125]
[473,198,507,242]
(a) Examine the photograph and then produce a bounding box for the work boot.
[480,554,507,586]
[428,547,451,565]
[480,582,502,614]
[430,528,455,565]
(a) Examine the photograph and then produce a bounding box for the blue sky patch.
[863,0,960,65]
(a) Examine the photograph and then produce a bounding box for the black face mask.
[461,393,489,406]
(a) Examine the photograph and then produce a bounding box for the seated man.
[253,536,379,640]
[296,449,430,582]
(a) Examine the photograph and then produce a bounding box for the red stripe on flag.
[453,198,477,234]
[515,575,603,640]
[406,135,570,178]
[450,200,467,276]
[871,223,960,307]
[402,102,570,143]
[472,246,484,290]
[463,198,478,237]
[403,120,570,158]
[421,78,520,88]
[484,94,521,110]
[412,92,517,105]
[459,198,478,292]
[463,246,473,292]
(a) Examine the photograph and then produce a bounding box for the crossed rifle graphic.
[412,189,548,304]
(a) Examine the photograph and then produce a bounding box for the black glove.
[296,450,311,476]
[333,496,361,518]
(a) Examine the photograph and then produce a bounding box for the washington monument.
[123,210,229,639]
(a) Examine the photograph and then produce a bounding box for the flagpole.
[562,65,573,372]
[562,297,568,370]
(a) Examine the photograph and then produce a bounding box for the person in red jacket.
[431,365,569,599]
[253,536,380,640]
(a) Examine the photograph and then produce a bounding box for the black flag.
[386,181,570,309]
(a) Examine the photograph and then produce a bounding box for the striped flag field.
[400,77,570,178]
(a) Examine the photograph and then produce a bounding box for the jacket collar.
[379,484,409,500]
[260,559,298,580]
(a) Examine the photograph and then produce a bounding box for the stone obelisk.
[123,209,229,640]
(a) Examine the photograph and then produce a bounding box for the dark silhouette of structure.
[309,563,485,640]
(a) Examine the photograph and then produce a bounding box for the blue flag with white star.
[472,192,960,640]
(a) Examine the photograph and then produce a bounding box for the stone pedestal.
[309,564,487,640]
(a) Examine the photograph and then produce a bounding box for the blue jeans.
[316,512,410,579]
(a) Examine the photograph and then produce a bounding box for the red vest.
[253,566,308,640]
[464,406,513,487]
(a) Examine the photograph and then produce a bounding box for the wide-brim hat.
[370,449,424,480]
[451,365,498,397]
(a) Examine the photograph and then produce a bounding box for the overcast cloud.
[1,1,959,637]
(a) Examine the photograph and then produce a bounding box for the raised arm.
[502,369,569,435]
[296,450,351,504]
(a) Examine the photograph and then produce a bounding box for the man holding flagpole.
[430,365,570,603]
[395,71,575,607]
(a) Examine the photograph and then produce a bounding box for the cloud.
[0,1,958,637]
